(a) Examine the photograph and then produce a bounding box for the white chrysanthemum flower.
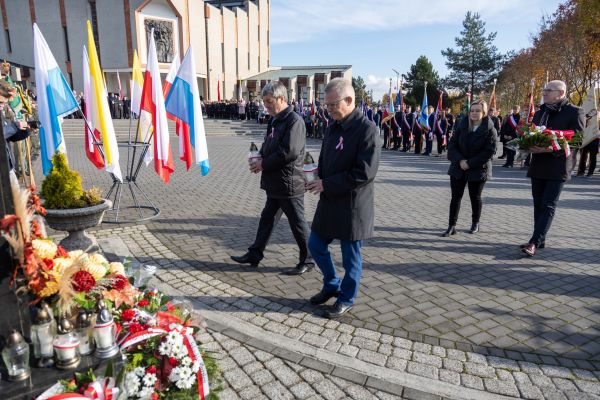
[169,367,181,383]
[158,341,171,356]
[108,262,125,275]
[124,372,141,395]
[32,239,57,259]
[180,356,192,367]
[53,257,73,274]
[134,367,145,377]
[142,373,157,387]
[83,263,107,280]
[175,376,194,390]
[88,253,108,266]
[138,387,154,399]
[178,366,193,380]
[192,361,200,373]
[68,250,85,260]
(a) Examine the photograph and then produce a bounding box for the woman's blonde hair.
[469,99,488,131]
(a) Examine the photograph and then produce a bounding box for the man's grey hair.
[547,80,567,96]
[325,78,355,101]
[261,81,288,102]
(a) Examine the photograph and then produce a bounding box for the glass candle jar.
[1,330,31,381]
[93,306,119,358]
[53,318,80,369]
[75,310,94,356]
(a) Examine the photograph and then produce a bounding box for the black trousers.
[449,176,486,226]
[578,139,599,175]
[529,178,564,246]
[382,130,390,148]
[248,196,311,264]
[436,132,444,154]
[402,132,411,151]
[414,136,422,154]
[505,148,516,166]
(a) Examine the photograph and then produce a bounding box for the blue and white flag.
[418,84,429,129]
[388,85,395,115]
[33,23,78,175]
[165,45,210,176]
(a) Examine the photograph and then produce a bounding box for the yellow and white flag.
[86,20,122,181]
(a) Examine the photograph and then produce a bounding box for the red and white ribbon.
[335,136,344,150]
[118,327,167,350]
[83,377,119,400]
[183,333,210,400]
[43,395,89,400]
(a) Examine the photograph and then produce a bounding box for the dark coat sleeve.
[467,126,497,169]
[261,117,305,172]
[447,126,465,163]
[323,125,380,197]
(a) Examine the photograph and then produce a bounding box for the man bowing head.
[306,78,381,319]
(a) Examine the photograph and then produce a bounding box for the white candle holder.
[53,318,80,369]
[93,302,120,359]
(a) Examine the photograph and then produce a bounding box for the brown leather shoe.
[522,243,536,257]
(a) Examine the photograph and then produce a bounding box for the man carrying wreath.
[521,80,585,256]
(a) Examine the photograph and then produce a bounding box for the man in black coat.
[500,105,520,167]
[231,81,314,275]
[400,105,413,152]
[521,80,585,256]
[392,109,402,150]
[306,78,380,318]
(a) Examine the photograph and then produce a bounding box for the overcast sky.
[269,0,563,100]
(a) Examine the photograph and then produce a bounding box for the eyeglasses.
[324,98,345,109]
[542,89,559,93]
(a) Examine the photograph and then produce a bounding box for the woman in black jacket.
[442,99,497,237]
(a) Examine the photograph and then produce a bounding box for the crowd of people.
[227,77,596,319]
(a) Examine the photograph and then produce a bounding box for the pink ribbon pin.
[335,136,344,151]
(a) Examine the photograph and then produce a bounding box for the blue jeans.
[308,231,363,306]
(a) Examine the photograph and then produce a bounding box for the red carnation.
[72,270,96,292]
[146,365,157,375]
[169,357,178,367]
[137,299,149,307]
[151,393,159,400]
[112,274,129,290]
[166,303,175,312]
[121,308,136,322]
[128,322,143,333]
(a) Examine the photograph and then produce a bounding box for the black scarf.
[540,98,568,126]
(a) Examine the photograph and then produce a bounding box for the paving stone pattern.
[92,224,600,399]
[203,330,407,400]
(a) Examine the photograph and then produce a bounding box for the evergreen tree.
[441,12,503,95]
[352,76,368,104]
[402,56,440,108]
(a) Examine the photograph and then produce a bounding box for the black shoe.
[502,164,509,168]
[325,301,353,319]
[230,253,260,267]
[285,262,315,276]
[309,290,339,305]
[469,223,479,234]
[498,155,506,159]
[441,226,457,237]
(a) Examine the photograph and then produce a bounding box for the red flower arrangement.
[72,270,96,292]
[112,274,129,290]
[121,308,136,322]
[137,298,149,307]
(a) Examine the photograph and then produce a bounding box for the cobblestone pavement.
[39,119,600,398]
[204,330,407,400]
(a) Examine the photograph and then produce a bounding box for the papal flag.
[33,23,79,175]
[86,21,122,181]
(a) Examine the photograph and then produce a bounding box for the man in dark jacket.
[306,78,380,318]
[231,81,314,275]
[500,105,520,167]
[521,80,585,256]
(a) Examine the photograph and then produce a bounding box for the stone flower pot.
[44,199,112,251]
